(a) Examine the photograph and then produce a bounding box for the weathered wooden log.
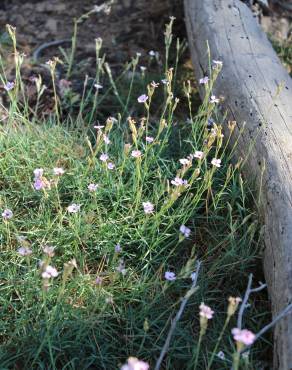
[184,0,292,368]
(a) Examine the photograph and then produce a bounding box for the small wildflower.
[136,52,142,57]
[121,357,149,370]
[43,245,55,257]
[150,81,159,88]
[161,79,168,85]
[217,351,225,360]
[115,244,122,253]
[88,183,99,192]
[199,76,209,85]
[140,66,147,72]
[33,168,44,179]
[210,95,220,104]
[42,265,59,279]
[33,178,44,190]
[67,204,81,213]
[4,81,15,91]
[2,209,13,220]
[179,158,191,166]
[116,259,127,275]
[149,50,156,56]
[131,150,142,158]
[232,328,255,346]
[103,134,111,144]
[199,303,214,319]
[94,125,105,130]
[146,136,154,143]
[179,224,191,238]
[165,271,176,281]
[94,83,103,90]
[100,153,109,162]
[211,158,221,168]
[193,151,204,159]
[137,94,148,103]
[227,297,242,317]
[53,167,65,176]
[171,177,188,187]
[107,162,115,170]
[191,271,197,281]
[142,201,154,214]
[213,60,223,67]
[17,246,32,256]
[95,276,103,285]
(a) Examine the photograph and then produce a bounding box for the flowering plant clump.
[0,19,270,370]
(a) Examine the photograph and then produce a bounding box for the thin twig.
[237,274,267,329]
[241,302,292,354]
[154,261,201,370]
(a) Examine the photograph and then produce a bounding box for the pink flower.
[17,246,32,256]
[95,276,103,285]
[121,357,149,370]
[67,204,81,213]
[199,76,209,85]
[100,153,109,162]
[88,183,99,192]
[137,94,148,103]
[150,81,159,88]
[142,201,154,214]
[165,271,176,281]
[2,209,13,220]
[211,158,221,168]
[131,150,142,158]
[43,245,55,257]
[53,167,65,176]
[180,224,191,238]
[232,328,255,346]
[146,136,154,143]
[171,177,188,187]
[42,265,59,279]
[199,303,214,319]
[179,158,191,166]
[193,151,204,159]
[107,162,115,170]
[210,95,220,104]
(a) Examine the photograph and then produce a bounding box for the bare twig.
[154,261,201,370]
[241,302,292,354]
[237,274,267,329]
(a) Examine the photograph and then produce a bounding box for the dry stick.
[241,302,292,355]
[237,274,267,329]
[154,261,201,370]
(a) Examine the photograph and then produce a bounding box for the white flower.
[53,167,65,176]
[193,151,204,159]
[67,204,81,213]
[88,183,99,192]
[137,94,148,103]
[107,162,115,170]
[94,83,103,90]
[42,265,59,279]
[210,95,220,104]
[17,246,33,256]
[150,81,159,88]
[149,50,156,57]
[103,135,111,144]
[217,351,225,360]
[211,158,221,168]
[146,136,154,143]
[161,79,169,85]
[131,150,142,158]
[43,245,55,257]
[199,76,209,85]
[2,209,13,220]
[140,66,147,72]
[179,158,191,166]
[143,201,154,214]
[99,153,109,162]
[165,271,176,281]
[94,125,105,130]
[171,177,188,187]
[213,60,223,67]
[179,224,191,238]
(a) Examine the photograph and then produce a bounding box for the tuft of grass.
[0,19,271,370]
